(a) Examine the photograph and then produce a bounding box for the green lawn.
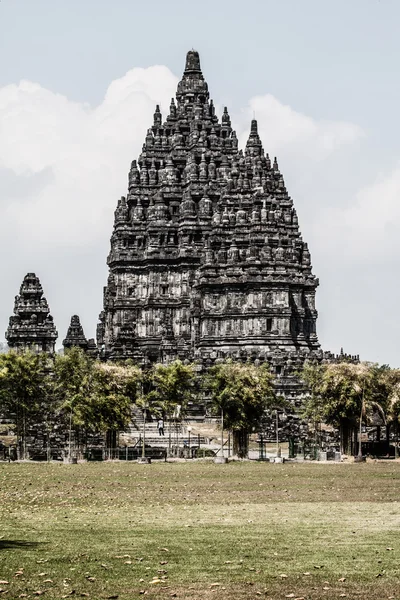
[1,460,400,599]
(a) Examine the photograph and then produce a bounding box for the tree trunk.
[358,402,363,458]
[22,406,27,460]
[339,418,352,455]
[220,408,224,458]
[168,412,172,457]
[233,429,248,458]
[385,424,391,456]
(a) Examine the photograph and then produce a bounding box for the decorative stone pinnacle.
[184,49,201,73]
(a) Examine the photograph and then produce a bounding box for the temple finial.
[184,49,201,73]
[153,104,162,127]
[222,106,231,127]
[251,119,258,134]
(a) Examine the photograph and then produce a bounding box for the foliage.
[54,348,140,433]
[301,361,392,455]
[0,350,53,455]
[88,362,140,431]
[208,360,278,432]
[144,360,196,418]
[302,362,387,426]
[53,346,93,428]
[380,367,400,424]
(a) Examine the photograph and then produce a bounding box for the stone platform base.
[214,457,228,464]
[137,457,151,464]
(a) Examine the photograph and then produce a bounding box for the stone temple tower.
[98,50,320,374]
[63,315,99,358]
[6,273,58,353]
[63,315,89,352]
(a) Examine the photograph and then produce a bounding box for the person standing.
[157,418,165,436]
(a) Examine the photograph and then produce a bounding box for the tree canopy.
[143,360,196,418]
[208,360,278,457]
[0,349,52,457]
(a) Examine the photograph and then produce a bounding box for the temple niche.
[6,273,58,353]
[98,50,321,376]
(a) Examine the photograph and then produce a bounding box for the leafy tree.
[54,348,140,456]
[379,368,400,456]
[144,360,196,455]
[302,362,387,456]
[208,360,278,458]
[0,350,53,459]
[90,362,140,447]
[53,347,94,456]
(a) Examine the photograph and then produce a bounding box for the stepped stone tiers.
[63,315,88,351]
[6,273,58,353]
[98,49,321,375]
[63,315,99,358]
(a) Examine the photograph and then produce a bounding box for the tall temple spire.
[6,273,58,353]
[99,49,320,372]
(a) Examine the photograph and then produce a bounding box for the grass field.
[1,460,400,599]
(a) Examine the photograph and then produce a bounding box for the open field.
[1,461,400,599]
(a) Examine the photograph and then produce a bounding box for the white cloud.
[236,94,363,162]
[336,163,400,259]
[0,63,366,356]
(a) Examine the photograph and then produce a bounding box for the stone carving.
[6,273,58,353]
[98,50,320,372]
[63,315,89,353]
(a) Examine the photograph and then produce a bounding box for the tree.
[208,360,278,459]
[53,347,93,457]
[302,362,387,456]
[379,368,400,457]
[54,348,140,456]
[90,362,140,448]
[0,350,52,459]
[144,360,196,456]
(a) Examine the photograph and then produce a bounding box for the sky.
[0,0,399,364]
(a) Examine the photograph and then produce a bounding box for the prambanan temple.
[6,50,357,390]
[97,49,323,379]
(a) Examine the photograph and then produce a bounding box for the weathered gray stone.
[97,50,321,378]
[6,273,58,353]
[214,456,228,464]
[63,315,88,351]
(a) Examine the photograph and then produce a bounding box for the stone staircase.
[120,405,212,448]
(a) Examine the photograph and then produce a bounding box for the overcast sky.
[0,0,399,364]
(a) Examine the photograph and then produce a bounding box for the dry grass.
[0,461,400,599]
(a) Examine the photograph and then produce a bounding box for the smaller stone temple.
[63,315,89,351]
[63,315,98,358]
[5,273,58,353]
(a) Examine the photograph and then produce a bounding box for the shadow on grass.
[0,540,41,551]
